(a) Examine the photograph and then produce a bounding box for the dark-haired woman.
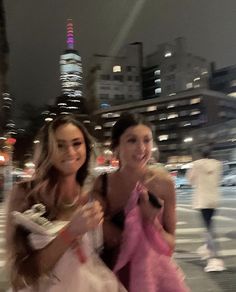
[92,112,189,292]
[5,114,126,291]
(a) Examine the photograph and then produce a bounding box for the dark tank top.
[100,173,162,272]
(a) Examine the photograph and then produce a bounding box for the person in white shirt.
[187,147,226,272]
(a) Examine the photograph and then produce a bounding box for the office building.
[143,37,210,99]
[86,42,143,111]
[210,64,236,97]
[92,88,236,163]
[58,19,84,115]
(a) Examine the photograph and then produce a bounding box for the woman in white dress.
[5,114,126,292]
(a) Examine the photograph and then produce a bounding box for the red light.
[6,137,16,145]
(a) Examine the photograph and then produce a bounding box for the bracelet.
[60,228,87,263]
[59,227,75,246]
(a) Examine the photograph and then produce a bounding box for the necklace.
[60,194,80,209]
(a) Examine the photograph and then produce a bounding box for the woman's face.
[117,124,153,170]
[51,123,87,176]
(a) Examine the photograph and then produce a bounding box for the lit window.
[155,88,161,94]
[45,117,53,122]
[190,110,201,115]
[183,137,193,143]
[183,122,191,127]
[168,93,176,96]
[155,79,161,83]
[190,97,201,104]
[113,65,122,73]
[186,82,193,89]
[167,113,178,119]
[193,77,200,82]
[167,103,175,109]
[147,105,157,112]
[154,69,161,75]
[164,51,172,58]
[94,125,102,130]
[228,92,236,97]
[201,70,208,75]
[159,135,168,141]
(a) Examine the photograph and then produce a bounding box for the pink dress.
[113,185,190,292]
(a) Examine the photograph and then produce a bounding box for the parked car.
[221,170,236,186]
[174,176,192,189]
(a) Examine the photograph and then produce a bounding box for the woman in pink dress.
[5,115,126,292]
[92,112,189,292]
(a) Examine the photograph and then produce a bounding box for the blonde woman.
[5,115,126,292]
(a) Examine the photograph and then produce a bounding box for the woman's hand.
[67,201,103,237]
[139,190,161,223]
[139,167,174,201]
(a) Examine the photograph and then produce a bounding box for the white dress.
[9,214,126,292]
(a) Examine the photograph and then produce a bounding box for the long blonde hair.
[6,114,92,288]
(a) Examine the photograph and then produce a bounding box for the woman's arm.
[6,184,103,289]
[139,169,176,250]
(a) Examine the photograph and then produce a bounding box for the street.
[0,187,235,291]
[175,187,236,292]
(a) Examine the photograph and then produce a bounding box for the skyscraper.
[58,19,84,114]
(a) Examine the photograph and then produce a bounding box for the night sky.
[5,0,236,116]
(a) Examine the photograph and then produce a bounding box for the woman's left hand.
[138,190,161,223]
[139,167,174,201]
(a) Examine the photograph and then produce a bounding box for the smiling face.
[117,124,153,170]
[51,123,87,177]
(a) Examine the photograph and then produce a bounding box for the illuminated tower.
[59,19,84,114]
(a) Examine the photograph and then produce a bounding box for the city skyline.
[4,0,236,117]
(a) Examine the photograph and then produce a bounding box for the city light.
[184,137,193,143]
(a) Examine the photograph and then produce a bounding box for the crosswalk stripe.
[176,227,234,235]
[214,215,236,222]
[176,237,231,244]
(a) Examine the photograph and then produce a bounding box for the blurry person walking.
[187,146,226,272]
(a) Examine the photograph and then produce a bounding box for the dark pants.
[200,208,218,257]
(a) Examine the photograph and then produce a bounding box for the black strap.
[101,173,108,198]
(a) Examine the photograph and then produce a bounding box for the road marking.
[176,237,231,244]
[219,207,236,211]
[214,215,236,222]
[176,207,197,213]
[177,221,187,226]
[219,249,236,257]
[176,227,235,235]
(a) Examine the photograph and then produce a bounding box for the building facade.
[92,88,236,163]
[57,19,84,115]
[86,42,143,111]
[143,37,210,99]
[210,64,236,98]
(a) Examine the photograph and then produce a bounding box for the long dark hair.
[111,112,153,150]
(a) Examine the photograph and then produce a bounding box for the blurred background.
[0,1,236,289]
